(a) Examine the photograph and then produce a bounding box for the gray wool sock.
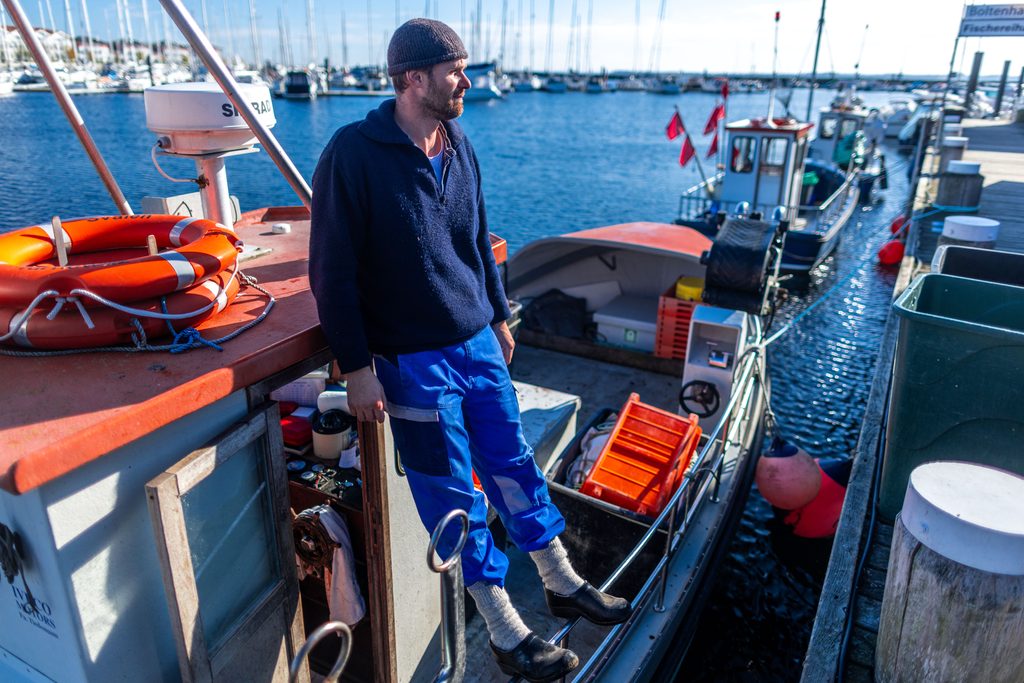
[467,582,532,651]
[529,537,586,596]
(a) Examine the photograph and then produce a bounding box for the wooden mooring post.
[876,462,1024,683]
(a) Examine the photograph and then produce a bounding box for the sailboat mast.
[584,0,591,74]
[248,0,261,69]
[62,0,76,62]
[44,0,56,32]
[544,0,553,73]
[566,0,575,72]
[221,0,235,65]
[529,0,534,72]
[141,0,153,62]
[1,4,13,68]
[499,0,507,65]
[366,0,373,66]
[805,0,826,121]
[79,0,95,63]
[306,0,316,64]
[341,10,348,68]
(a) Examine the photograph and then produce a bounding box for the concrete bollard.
[876,462,1024,683]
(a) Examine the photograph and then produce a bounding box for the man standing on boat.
[309,18,631,682]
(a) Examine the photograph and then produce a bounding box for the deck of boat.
[801,117,1024,682]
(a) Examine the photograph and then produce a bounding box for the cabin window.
[839,118,859,139]
[731,136,756,173]
[820,117,837,139]
[760,138,788,167]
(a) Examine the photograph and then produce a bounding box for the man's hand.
[492,320,515,365]
[345,365,387,423]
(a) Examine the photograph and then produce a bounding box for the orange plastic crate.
[654,286,697,360]
[580,393,702,517]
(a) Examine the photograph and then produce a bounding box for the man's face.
[420,59,471,120]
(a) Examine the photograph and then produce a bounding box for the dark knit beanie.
[387,19,468,76]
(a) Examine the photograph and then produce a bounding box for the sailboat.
[0,7,15,96]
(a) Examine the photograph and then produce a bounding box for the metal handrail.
[2,0,133,216]
[156,0,313,209]
[289,621,352,683]
[510,347,764,681]
[797,172,858,231]
[427,509,470,683]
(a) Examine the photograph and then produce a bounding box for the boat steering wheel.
[679,381,721,419]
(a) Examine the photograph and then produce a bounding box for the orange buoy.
[755,437,821,510]
[784,457,851,539]
[877,240,905,266]
[0,215,241,306]
[0,269,239,349]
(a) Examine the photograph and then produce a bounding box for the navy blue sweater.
[309,99,512,373]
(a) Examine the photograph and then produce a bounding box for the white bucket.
[939,216,999,249]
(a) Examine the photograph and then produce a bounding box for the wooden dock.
[800,115,1024,683]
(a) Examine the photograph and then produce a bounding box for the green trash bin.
[879,273,1024,520]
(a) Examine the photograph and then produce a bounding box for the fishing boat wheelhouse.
[677,117,860,277]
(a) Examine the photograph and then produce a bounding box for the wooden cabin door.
[146,403,307,683]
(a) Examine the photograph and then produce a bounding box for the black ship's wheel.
[679,381,721,419]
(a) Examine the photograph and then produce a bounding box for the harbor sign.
[959,4,1024,36]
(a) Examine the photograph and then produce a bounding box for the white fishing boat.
[0,73,13,95]
[880,98,916,138]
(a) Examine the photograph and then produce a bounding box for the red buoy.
[889,215,906,234]
[877,240,905,266]
[755,437,821,510]
[784,458,851,539]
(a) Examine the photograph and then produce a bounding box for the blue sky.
[16,1,1024,75]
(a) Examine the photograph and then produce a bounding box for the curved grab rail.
[427,508,470,574]
[428,509,470,683]
[289,621,353,683]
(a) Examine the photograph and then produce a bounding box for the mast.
[62,0,75,62]
[805,0,825,122]
[566,0,575,72]
[766,10,779,123]
[499,0,507,65]
[114,0,125,63]
[306,0,316,64]
[142,0,153,62]
[199,0,209,35]
[79,0,95,63]
[247,0,261,69]
[1,4,13,68]
[529,0,534,72]
[366,0,373,66]
[221,0,235,65]
[122,0,134,62]
[632,0,639,73]
[341,9,348,68]
[544,0,553,73]
[44,0,56,31]
[584,0,591,74]
[161,6,170,61]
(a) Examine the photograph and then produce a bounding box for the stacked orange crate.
[654,284,698,359]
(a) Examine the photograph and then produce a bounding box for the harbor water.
[0,87,906,680]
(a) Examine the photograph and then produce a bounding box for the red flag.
[721,80,729,99]
[679,137,696,167]
[666,111,684,140]
[706,131,719,159]
[703,103,725,135]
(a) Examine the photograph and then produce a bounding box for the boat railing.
[796,171,858,233]
[510,345,764,682]
[677,173,789,223]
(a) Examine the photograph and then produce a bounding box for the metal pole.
[2,0,133,215]
[805,0,826,122]
[964,50,984,114]
[157,0,313,209]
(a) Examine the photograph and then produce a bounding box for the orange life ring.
[0,269,240,349]
[0,215,241,305]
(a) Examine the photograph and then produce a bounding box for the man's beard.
[423,77,464,120]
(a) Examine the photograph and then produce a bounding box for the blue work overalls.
[374,326,564,586]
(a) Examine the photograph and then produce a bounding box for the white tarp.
[959,4,1024,37]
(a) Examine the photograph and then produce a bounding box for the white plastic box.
[593,295,658,352]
